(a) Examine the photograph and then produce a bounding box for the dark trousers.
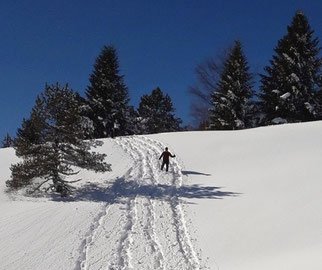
[161,161,169,171]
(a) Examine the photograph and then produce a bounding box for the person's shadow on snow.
[181,171,211,176]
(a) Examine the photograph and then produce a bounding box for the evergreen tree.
[123,105,141,136]
[209,41,253,130]
[86,46,130,138]
[7,83,111,195]
[1,133,13,148]
[138,87,182,134]
[260,11,322,124]
[13,111,47,152]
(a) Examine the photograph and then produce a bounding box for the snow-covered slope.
[151,121,322,270]
[0,122,321,270]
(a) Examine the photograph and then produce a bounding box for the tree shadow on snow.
[54,177,240,203]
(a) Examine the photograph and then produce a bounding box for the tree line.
[2,46,183,148]
[3,11,321,195]
[4,46,182,195]
[191,11,322,130]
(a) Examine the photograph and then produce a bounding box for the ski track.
[74,203,110,270]
[75,139,137,270]
[116,137,165,270]
[132,136,201,269]
[76,135,201,270]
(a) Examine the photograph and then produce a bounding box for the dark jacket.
[159,151,175,163]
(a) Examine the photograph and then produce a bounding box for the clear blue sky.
[0,0,321,139]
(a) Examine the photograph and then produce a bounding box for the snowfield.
[1,122,322,270]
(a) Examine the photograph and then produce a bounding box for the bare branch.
[60,170,80,176]
[188,47,231,128]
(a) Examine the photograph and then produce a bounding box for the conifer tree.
[138,87,182,134]
[86,46,130,138]
[260,11,322,124]
[14,111,46,152]
[1,133,13,148]
[7,83,111,195]
[124,105,141,136]
[209,41,253,130]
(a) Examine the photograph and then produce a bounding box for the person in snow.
[159,147,176,172]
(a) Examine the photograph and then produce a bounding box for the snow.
[1,122,322,269]
[305,102,315,113]
[234,119,244,128]
[151,122,322,270]
[272,89,281,94]
[290,73,300,82]
[272,117,288,124]
[280,92,291,100]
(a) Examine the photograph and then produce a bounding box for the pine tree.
[123,105,141,136]
[13,111,47,153]
[1,133,13,148]
[7,83,111,195]
[86,46,130,138]
[260,11,322,124]
[138,87,182,134]
[209,41,253,130]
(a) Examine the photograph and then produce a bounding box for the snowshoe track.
[116,137,166,270]
[132,136,200,269]
[76,135,201,269]
[74,203,110,270]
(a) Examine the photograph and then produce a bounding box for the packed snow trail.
[80,135,201,269]
[131,136,200,269]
